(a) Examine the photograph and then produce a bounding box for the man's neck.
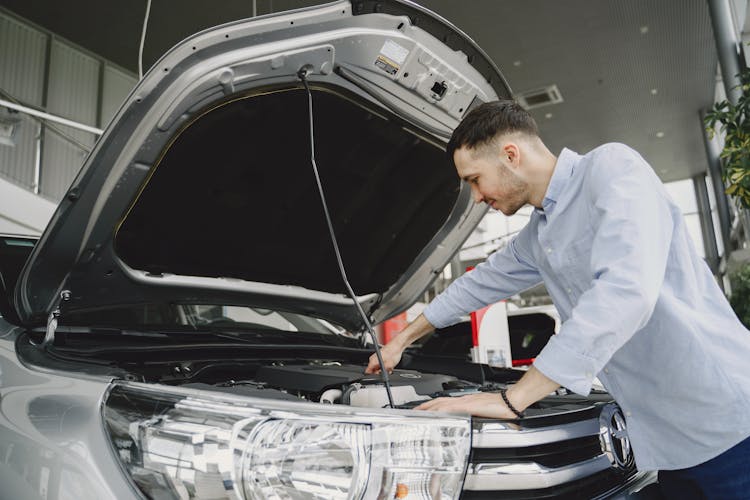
[526,147,558,208]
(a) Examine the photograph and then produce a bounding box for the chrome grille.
[462,403,638,498]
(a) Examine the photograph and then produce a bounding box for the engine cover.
[253,363,461,395]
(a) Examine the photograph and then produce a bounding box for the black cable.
[297,66,395,409]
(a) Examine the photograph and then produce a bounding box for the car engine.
[184,362,483,408]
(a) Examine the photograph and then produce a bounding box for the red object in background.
[466,265,536,366]
[466,266,486,347]
[383,311,408,343]
[470,306,489,347]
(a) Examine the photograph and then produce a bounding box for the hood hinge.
[41,290,71,347]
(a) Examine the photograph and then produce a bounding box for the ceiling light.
[650,88,658,95]
[513,60,522,67]
[515,85,563,110]
[656,131,665,138]
[640,26,649,35]
[545,113,553,119]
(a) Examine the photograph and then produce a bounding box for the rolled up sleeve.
[534,147,674,395]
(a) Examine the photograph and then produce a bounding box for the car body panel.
[0,324,134,500]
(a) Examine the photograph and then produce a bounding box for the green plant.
[730,263,750,329]
[704,66,750,209]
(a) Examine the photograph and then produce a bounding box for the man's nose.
[471,186,484,204]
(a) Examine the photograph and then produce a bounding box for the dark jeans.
[658,435,750,500]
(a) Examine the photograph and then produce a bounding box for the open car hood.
[15,0,510,331]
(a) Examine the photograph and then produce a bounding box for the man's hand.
[364,314,435,374]
[414,392,519,419]
[415,367,561,419]
[365,341,403,374]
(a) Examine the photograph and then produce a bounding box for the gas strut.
[297,65,396,409]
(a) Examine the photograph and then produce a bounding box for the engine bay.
[183,362,485,409]
[22,329,604,418]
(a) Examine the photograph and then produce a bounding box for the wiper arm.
[204,328,351,347]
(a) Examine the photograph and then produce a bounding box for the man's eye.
[470,178,479,184]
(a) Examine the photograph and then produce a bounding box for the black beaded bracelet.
[500,388,524,419]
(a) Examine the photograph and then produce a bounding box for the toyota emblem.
[599,404,634,470]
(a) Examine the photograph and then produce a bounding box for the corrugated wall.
[0,12,46,190]
[40,39,100,201]
[101,66,137,128]
[0,9,137,203]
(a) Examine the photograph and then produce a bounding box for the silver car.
[0,1,657,499]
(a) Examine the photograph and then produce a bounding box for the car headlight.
[103,382,471,499]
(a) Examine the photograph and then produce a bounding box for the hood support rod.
[297,65,395,408]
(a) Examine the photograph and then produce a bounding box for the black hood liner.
[116,87,459,295]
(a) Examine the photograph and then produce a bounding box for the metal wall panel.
[0,12,46,105]
[40,39,100,202]
[0,12,47,189]
[101,65,136,129]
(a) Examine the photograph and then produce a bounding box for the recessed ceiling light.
[656,131,665,138]
[650,88,658,95]
[545,112,553,119]
[660,168,669,174]
[513,60,522,67]
[515,84,564,110]
[640,25,649,34]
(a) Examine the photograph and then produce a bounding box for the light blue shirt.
[424,144,750,471]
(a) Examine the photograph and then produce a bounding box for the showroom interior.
[1,1,750,499]
[2,0,749,292]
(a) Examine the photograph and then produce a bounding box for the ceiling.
[0,0,720,183]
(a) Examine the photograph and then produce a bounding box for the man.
[365,100,750,498]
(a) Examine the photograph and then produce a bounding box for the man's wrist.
[388,334,408,351]
[500,388,525,418]
[391,314,434,350]
[505,385,530,412]
[505,366,561,413]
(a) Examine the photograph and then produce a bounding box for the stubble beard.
[495,167,529,216]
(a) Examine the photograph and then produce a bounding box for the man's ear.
[501,143,521,170]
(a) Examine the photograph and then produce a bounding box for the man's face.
[453,145,529,216]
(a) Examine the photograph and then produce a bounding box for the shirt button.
[566,288,572,294]
[604,368,609,374]
[585,372,592,378]
[626,411,632,417]
[546,248,553,253]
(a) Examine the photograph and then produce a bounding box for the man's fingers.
[416,394,478,412]
[415,393,517,419]
[414,397,450,411]
[364,356,382,374]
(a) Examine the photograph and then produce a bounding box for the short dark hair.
[446,100,539,161]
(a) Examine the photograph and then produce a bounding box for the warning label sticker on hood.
[375,39,409,76]
[381,40,409,64]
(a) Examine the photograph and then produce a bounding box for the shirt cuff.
[533,335,600,396]
[422,297,456,329]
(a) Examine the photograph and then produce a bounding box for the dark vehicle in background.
[0,1,656,499]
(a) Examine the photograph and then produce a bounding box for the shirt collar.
[540,148,578,214]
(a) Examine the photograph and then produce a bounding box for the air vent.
[516,85,563,110]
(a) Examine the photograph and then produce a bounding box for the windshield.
[61,303,347,336]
